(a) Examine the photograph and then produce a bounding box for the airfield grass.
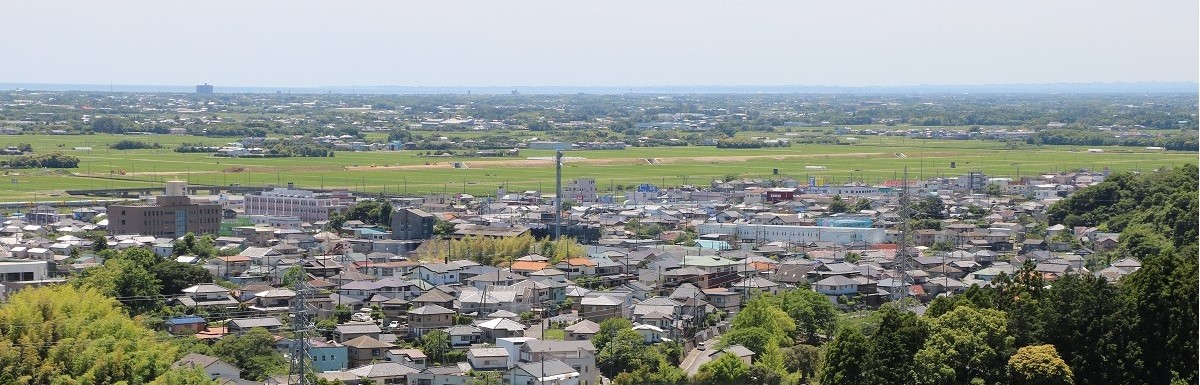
[1,133,1195,202]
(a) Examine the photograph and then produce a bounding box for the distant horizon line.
[1,81,1196,95]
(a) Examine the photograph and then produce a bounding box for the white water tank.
[165,180,188,196]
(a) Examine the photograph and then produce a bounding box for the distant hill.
[0,81,1195,95]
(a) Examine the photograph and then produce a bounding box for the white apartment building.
[243,187,350,223]
[562,178,598,202]
[697,223,885,244]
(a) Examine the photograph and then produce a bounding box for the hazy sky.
[2,0,1196,87]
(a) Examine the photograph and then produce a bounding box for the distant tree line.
[716,138,792,148]
[1027,128,1198,151]
[264,138,335,157]
[108,139,162,150]
[0,151,79,168]
[174,142,220,153]
[202,126,267,137]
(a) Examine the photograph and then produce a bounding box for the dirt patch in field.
[345,163,456,171]
[654,152,891,164]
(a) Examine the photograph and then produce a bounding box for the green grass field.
[1,134,1194,202]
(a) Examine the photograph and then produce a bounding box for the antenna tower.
[288,279,312,385]
[554,150,563,239]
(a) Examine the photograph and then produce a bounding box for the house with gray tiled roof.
[812,275,859,296]
[335,322,381,343]
[225,316,282,335]
[408,304,455,337]
[173,353,241,381]
[508,360,579,385]
[344,335,394,367]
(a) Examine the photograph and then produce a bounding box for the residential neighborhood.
[0,166,1153,385]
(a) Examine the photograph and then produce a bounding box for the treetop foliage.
[0,285,204,384]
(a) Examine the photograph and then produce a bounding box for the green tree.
[433,219,456,237]
[693,353,750,385]
[914,195,946,220]
[819,326,868,385]
[597,329,653,378]
[749,344,789,385]
[88,232,109,252]
[327,212,347,231]
[648,341,680,367]
[995,273,1046,351]
[175,232,199,256]
[913,305,1013,385]
[211,327,286,381]
[151,260,214,296]
[593,317,634,353]
[1124,243,1198,385]
[378,200,394,228]
[724,295,795,351]
[0,285,198,384]
[746,363,785,385]
[782,344,821,380]
[280,265,307,287]
[612,359,687,385]
[421,330,451,364]
[75,257,163,315]
[333,303,353,323]
[929,240,955,252]
[862,306,928,385]
[114,246,166,269]
[984,183,1004,197]
[1036,274,1123,385]
[721,327,778,356]
[853,197,872,211]
[1008,344,1074,385]
[778,289,838,344]
[828,195,849,214]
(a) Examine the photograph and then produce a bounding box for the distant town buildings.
[195,83,214,94]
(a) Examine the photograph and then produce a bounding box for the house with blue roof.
[165,315,207,335]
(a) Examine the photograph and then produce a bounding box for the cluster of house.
[160,239,800,385]
[0,168,1143,384]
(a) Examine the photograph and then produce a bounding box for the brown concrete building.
[107,196,221,237]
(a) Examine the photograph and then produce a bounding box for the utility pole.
[893,167,913,305]
[554,150,563,240]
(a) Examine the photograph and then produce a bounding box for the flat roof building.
[244,186,350,223]
[107,195,221,237]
